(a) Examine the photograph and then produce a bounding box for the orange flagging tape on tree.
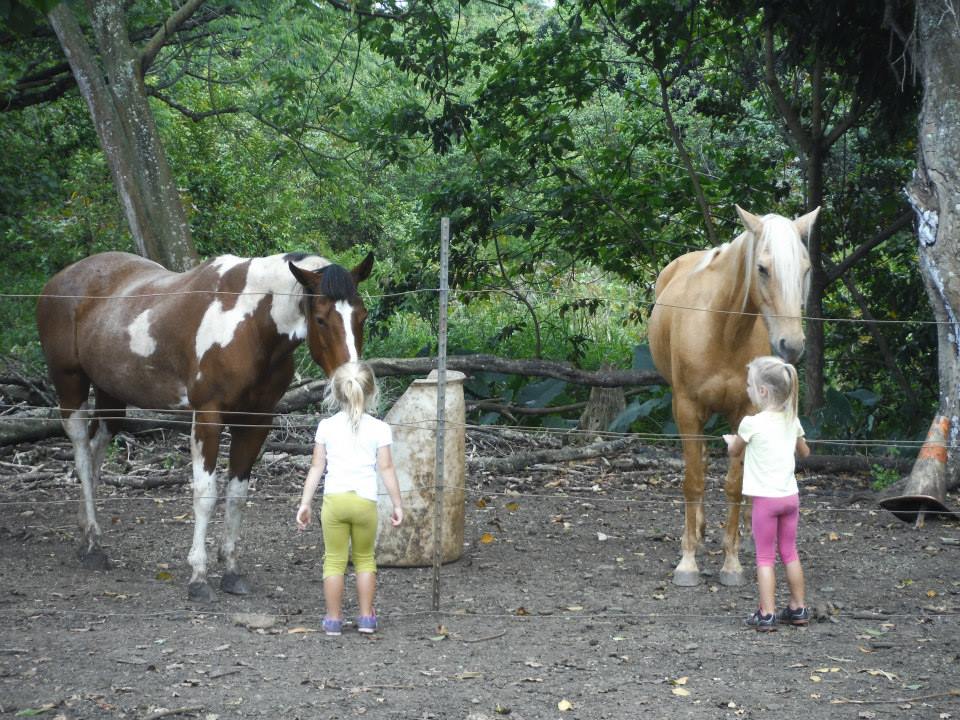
[880,415,954,526]
[916,415,950,464]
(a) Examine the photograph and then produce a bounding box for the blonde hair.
[747,355,800,421]
[324,361,380,433]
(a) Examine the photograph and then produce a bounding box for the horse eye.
[315,316,325,326]
[758,264,769,277]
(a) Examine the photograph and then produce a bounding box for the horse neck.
[704,233,757,335]
[244,256,315,342]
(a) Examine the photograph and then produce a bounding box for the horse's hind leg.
[54,374,112,570]
[218,418,272,596]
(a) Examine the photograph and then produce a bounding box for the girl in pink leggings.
[724,356,811,632]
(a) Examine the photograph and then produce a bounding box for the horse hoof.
[79,547,110,571]
[221,573,251,596]
[672,569,701,587]
[188,581,217,603]
[719,570,746,586]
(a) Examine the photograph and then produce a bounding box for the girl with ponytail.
[297,362,403,636]
[723,356,811,632]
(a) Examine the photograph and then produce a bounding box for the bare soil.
[1,428,958,720]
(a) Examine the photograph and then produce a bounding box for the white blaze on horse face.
[128,310,156,357]
[335,300,358,361]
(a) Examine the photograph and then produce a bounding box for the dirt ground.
[1,426,958,720]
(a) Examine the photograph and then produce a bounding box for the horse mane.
[319,264,358,301]
[757,214,806,312]
[283,252,356,301]
[693,215,806,314]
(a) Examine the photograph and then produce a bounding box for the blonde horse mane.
[692,214,809,314]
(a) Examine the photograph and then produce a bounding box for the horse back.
[37,252,297,413]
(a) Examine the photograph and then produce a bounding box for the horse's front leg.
[188,410,222,602]
[63,403,112,570]
[218,417,272,596]
[673,399,706,586]
[719,453,747,586]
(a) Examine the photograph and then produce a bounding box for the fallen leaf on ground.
[558,699,573,711]
[863,669,898,682]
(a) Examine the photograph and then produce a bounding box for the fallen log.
[368,355,663,388]
[470,437,641,474]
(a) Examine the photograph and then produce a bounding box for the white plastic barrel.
[376,370,466,566]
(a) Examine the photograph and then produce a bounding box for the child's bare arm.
[795,436,810,459]
[377,445,404,526]
[296,443,327,529]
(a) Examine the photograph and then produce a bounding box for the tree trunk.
[803,142,828,413]
[905,0,960,494]
[47,1,198,271]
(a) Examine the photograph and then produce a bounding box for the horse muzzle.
[774,337,805,365]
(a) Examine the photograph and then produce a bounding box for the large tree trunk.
[905,0,960,494]
[47,1,197,271]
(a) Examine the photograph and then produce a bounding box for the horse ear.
[288,261,320,290]
[793,206,821,238]
[735,205,765,237]
[351,252,374,283]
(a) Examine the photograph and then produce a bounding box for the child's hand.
[723,434,746,458]
[390,505,403,527]
[296,504,312,530]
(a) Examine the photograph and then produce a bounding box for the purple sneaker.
[322,617,342,636]
[357,615,378,634]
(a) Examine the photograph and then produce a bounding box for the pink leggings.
[751,494,800,567]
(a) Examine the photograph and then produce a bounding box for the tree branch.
[826,210,913,283]
[323,0,418,21]
[140,0,209,75]
[763,21,813,156]
[655,66,717,246]
[148,89,239,120]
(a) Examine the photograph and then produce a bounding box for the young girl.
[723,356,811,632]
[296,361,403,636]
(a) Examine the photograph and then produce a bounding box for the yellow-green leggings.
[321,492,378,578]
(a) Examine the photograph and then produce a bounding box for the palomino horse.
[37,250,373,601]
[648,205,820,587]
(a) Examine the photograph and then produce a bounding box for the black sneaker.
[775,605,810,626]
[745,609,777,632]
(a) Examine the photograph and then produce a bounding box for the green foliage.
[870,465,901,491]
[0,0,936,450]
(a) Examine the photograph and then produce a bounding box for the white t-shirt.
[314,411,393,502]
[737,410,804,498]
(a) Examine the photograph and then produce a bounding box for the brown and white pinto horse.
[648,205,819,587]
[37,250,373,601]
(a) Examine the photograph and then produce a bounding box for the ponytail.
[783,362,799,422]
[323,361,380,433]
